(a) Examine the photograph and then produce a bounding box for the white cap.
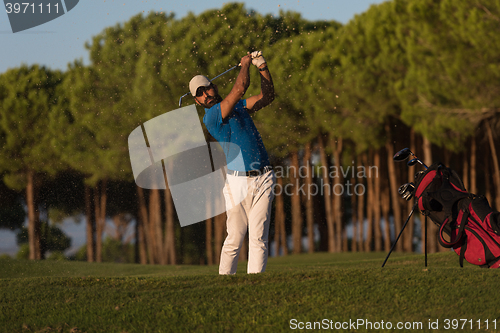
[189,75,211,97]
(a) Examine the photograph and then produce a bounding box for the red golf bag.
[414,162,500,268]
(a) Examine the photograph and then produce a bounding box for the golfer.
[189,51,275,274]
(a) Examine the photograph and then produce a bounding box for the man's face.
[194,84,220,108]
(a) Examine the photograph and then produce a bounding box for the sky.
[0,0,388,256]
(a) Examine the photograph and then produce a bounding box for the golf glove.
[251,51,266,67]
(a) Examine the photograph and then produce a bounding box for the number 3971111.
[5,2,60,14]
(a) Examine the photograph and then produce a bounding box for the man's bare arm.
[245,63,275,113]
[219,55,252,119]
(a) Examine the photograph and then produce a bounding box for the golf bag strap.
[438,210,468,248]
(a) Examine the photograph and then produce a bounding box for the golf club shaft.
[410,153,429,169]
[416,159,429,169]
[178,92,190,107]
[179,64,240,107]
[210,64,239,81]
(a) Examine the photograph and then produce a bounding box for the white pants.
[219,170,276,274]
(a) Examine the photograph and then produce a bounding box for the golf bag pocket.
[451,198,500,268]
[470,195,500,235]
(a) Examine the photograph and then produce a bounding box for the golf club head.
[398,182,414,195]
[408,158,429,169]
[407,158,419,167]
[398,182,415,201]
[179,92,190,107]
[414,170,425,180]
[402,191,414,201]
[393,148,412,162]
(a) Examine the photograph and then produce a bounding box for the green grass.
[1,252,499,332]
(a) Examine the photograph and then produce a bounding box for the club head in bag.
[408,158,428,169]
[402,189,414,201]
[407,158,419,166]
[398,182,415,201]
[394,148,429,169]
[398,182,411,195]
[415,170,425,180]
[393,148,412,162]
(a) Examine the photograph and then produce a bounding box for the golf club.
[398,182,415,201]
[385,149,430,268]
[393,148,428,169]
[407,158,427,168]
[414,170,425,180]
[178,64,240,107]
[393,147,413,162]
[179,51,263,107]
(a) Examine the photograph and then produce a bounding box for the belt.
[227,166,273,177]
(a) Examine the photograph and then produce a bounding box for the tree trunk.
[137,186,153,264]
[422,136,433,175]
[39,208,48,260]
[470,136,477,194]
[441,149,452,253]
[239,237,248,262]
[26,170,41,260]
[290,150,303,254]
[164,184,176,265]
[357,153,366,253]
[148,189,159,263]
[385,128,403,252]
[85,185,95,262]
[365,150,374,252]
[274,176,287,256]
[462,148,469,191]
[486,120,500,210]
[381,180,391,252]
[150,188,163,264]
[318,134,335,252]
[443,149,451,167]
[330,136,343,253]
[100,180,107,253]
[485,155,493,209]
[439,147,451,253]
[351,156,358,252]
[379,148,391,252]
[343,228,348,252]
[422,136,437,253]
[137,215,148,265]
[274,178,282,257]
[206,217,213,265]
[373,149,382,252]
[303,142,315,253]
[404,128,416,252]
[94,180,108,262]
[94,185,101,262]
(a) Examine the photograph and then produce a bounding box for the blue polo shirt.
[203,100,270,172]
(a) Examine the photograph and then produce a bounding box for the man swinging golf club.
[189,51,275,274]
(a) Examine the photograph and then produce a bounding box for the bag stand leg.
[382,203,417,267]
